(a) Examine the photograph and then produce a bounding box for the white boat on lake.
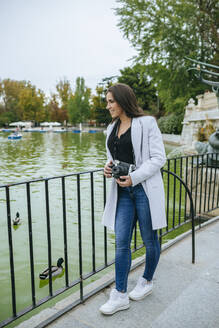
[8,133,22,140]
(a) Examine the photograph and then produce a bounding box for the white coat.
[102,115,167,231]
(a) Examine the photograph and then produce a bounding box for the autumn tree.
[0,79,46,124]
[46,93,68,123]
[0,79,26,122]
[18,84,45,122]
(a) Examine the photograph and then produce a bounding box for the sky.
[0,0,137,96]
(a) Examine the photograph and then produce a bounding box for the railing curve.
[161,169,195,263]
[1,155,218,327]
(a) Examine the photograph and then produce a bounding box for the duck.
[62,163,68,169]
[13,212,21,225]
[39,258,64,280]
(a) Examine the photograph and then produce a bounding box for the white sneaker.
[99,288,130,315]
[129,277,153,301]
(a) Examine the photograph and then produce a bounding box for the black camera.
[110,160,135,179]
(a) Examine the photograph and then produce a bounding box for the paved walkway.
[162,133,181,145]
[19,218,219,328]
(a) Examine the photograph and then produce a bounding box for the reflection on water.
[0,132,107,184]
[0,132,174,185]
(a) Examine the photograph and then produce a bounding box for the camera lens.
[112,166,121,179]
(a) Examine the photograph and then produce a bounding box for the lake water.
[0,131,175,324]
[0,131,107,184]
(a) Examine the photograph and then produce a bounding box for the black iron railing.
[0,154,218,327]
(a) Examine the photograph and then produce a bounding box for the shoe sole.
[129,290,152,301]
[99,303,130,315]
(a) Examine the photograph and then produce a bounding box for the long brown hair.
[106,83,144,119]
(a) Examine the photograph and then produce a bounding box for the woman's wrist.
[116,175,132,187]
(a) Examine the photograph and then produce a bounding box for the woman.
[99,83,166,315]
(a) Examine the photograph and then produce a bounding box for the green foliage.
[0,79,26,121]
[116,0,218,65]
[55,79,72,123]
[115,0,219,114]
[91,77,116,125]
[91,86,111,125]
[118,64,159,114]
[56,79,72,110]
[0,79,46,125]
[18,85,45,122]
[0,77,91,126]
[158,112,185,134]
[0,111,16,126]
[67,77,91,124]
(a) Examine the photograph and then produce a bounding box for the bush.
[197,122,216,141]
[158,112,184,135]
[197,127,207,141]
[0,111,17,127]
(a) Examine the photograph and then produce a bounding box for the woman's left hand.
[116,175,132,187]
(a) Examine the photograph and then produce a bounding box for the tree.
[55,79,72,123]
[118,64,161,116]
[91,77,117,125]
[0,106,15,126]
[18,84,45,122]
[116,0,218,65]
[115,0,219,113]
[56,79,72,109]
[0,79,26,121]
[91,86,111,125]
[47,93,68,123]
[0,79,46,124]
[67,77,91,124]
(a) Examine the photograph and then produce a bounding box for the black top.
[107,120,134,164]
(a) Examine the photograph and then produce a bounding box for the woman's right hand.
[104,160,113,178]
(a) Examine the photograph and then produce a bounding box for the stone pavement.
[162,133,181,145]
[19,218,219,328]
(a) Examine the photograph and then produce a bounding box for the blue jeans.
[115,184,160,292]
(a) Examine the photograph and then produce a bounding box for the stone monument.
[181,91,219,146]
[184,58,219,216]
